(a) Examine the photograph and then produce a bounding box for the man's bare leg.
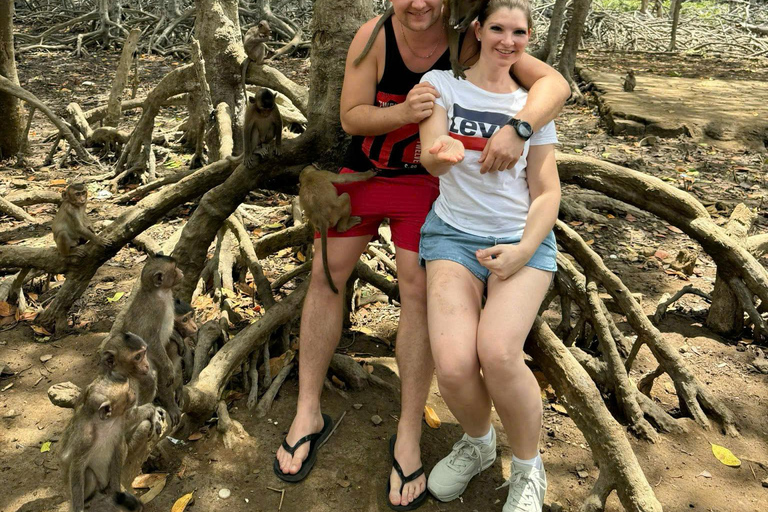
[389,248,432,507]
[276,235,371,475]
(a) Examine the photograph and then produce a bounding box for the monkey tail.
[353,5,393,66]
[320,229,339,294]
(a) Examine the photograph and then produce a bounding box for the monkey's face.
[132,347,151,376]
[393,0,443,32]
[66,186,88,206]
[255,89,276,111]
[175,312,198,337]
[257,20,271,38]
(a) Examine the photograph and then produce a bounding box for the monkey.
[59,372,156,512]
[52,183,105,258]
[623,70,636,92]
[101,331,157,410]
[443,0,486,79]
[298,164,376,294]
[121,256,184,426]
[243,87,282,168]
[353,4,393,65]
[170,298,198,386]
[242,20,272,99]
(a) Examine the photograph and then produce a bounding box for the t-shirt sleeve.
[420,70,448,110]
[529,120,558,146]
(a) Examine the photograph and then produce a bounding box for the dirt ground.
[1,42,768,512]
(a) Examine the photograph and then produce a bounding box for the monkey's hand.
[271,145,281,157]
[151,407,166,436]
[245,152,259,169]
[255,147,270,158]
[166,403,182,427]
[71,245,89,259]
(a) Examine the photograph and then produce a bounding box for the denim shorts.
[418,209,558,283]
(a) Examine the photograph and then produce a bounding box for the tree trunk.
[0,0,23,158]
[640,0,649,14]
[668,0,683,51]
[532,0,567,65]
[557,0,592,87]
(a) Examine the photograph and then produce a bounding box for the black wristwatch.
[507,118,533,141]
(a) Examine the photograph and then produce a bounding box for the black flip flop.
[273,413,334,483]
[386,434,428,511]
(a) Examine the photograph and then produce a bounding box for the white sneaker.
[427,428,497,502]
[498,460,547,512]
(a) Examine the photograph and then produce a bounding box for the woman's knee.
[477,335,527,376]
[433,355,480,391]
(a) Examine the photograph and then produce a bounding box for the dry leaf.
[424,405,441,429]
[139,478,167,504]
[31,325,52,336]
[585,239,595,245]
[50,179,67,186]
[132,473,169,489]
[711,443,741,467]
[187,432,203,441]
[666,225,684,234]
[696,470,712,478]
[0,301,14,317]
[551,403,568,415]
[171,492,194,512]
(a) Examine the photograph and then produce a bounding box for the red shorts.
[314,167,439,252]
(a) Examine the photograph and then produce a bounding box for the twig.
[267,487,285,511]
[320,410,347,449]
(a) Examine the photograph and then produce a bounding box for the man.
[275,1,570,509]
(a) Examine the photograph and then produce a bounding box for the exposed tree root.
[217,400,249,449]
[255,362,294,418]
[329,353,398,393]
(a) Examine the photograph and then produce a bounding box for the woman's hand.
[476,244,532,280]
[429,135,465,165]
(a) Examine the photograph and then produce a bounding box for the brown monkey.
[52,183,104,258]
[243,87,282,168]
[298,165,376,294]
[353,4,393,65]
[443,0,486,79]
[59,373,155,512]
[242,20,272,98]
[623,70,636,92]
[100,331,157,412]
[170,298,198,386]
[87,491,144,511]
[121,256,184,425]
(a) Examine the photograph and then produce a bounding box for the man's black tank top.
[343,16,456,177]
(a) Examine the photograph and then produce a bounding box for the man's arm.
[340,17,438,136]
[511,53,570,130]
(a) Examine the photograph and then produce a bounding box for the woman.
[417,1,560,511]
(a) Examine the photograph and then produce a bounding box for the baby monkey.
[243,87,282,168]
[298,165,375,294]
[52,183,104,258]
[242,20,272,98]
[170,298,198,386]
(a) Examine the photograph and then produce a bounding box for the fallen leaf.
[551,403,568,415]
[625,214,637,222]
[139,477,167,504]
[0,302,14,317]
[697,470,712,478]
[337,479,351,488]
[264,222,283,229]
[31,325,52,336]
[187,432,203,441]
[711,443,740,467]
[654,250,670,260]
[40,441,51,453]
[171,492,194,512]
[424,405,441,429]
[666,225,684,234]
[106,292,124,303]
[132,473,169,489]
[50,179,67,186]
[585,239,595,245]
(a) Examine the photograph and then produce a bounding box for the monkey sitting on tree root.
[59,371,158,512]
[121,256,185,426]
[170,298,198,386]
[298,164,376,294]
[243,87,282,168]
[242,20,272,99]
[52,183,105,258]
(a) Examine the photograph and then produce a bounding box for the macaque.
[170,298,198,385]
[52,183,104,258]
[121,256,184,425]
[87,491,144,511]
[353,5,393,65]
[443,0,486,79]
[59,373,155,512]
[623,70,636,92]
[298,165,376,294]
[243,87,282,168]
[101,332,157,410]
[242,20,272,98]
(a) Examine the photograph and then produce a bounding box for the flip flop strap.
[393,458,425,492]
[281,431,322,455]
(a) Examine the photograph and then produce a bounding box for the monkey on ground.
[59,370,157,512]
[242,20,272,98]
[298,165,376,294]
[623,70,636,92]
[353,1,485,79]
[86,490,144,511]
[243,87,282,168]
[120,256,184,425]
[52,183,105,258]
[170,298,198,386]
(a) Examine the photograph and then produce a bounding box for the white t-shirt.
[420,70,558,238]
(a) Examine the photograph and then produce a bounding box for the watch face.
[518,122,533,139]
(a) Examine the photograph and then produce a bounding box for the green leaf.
[41,441,51,453]
[107,292,124,303]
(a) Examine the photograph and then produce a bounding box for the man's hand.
[478,124,524,174]
[429,135,464,165]
[476,244,531,280]
[399,82,440,124]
